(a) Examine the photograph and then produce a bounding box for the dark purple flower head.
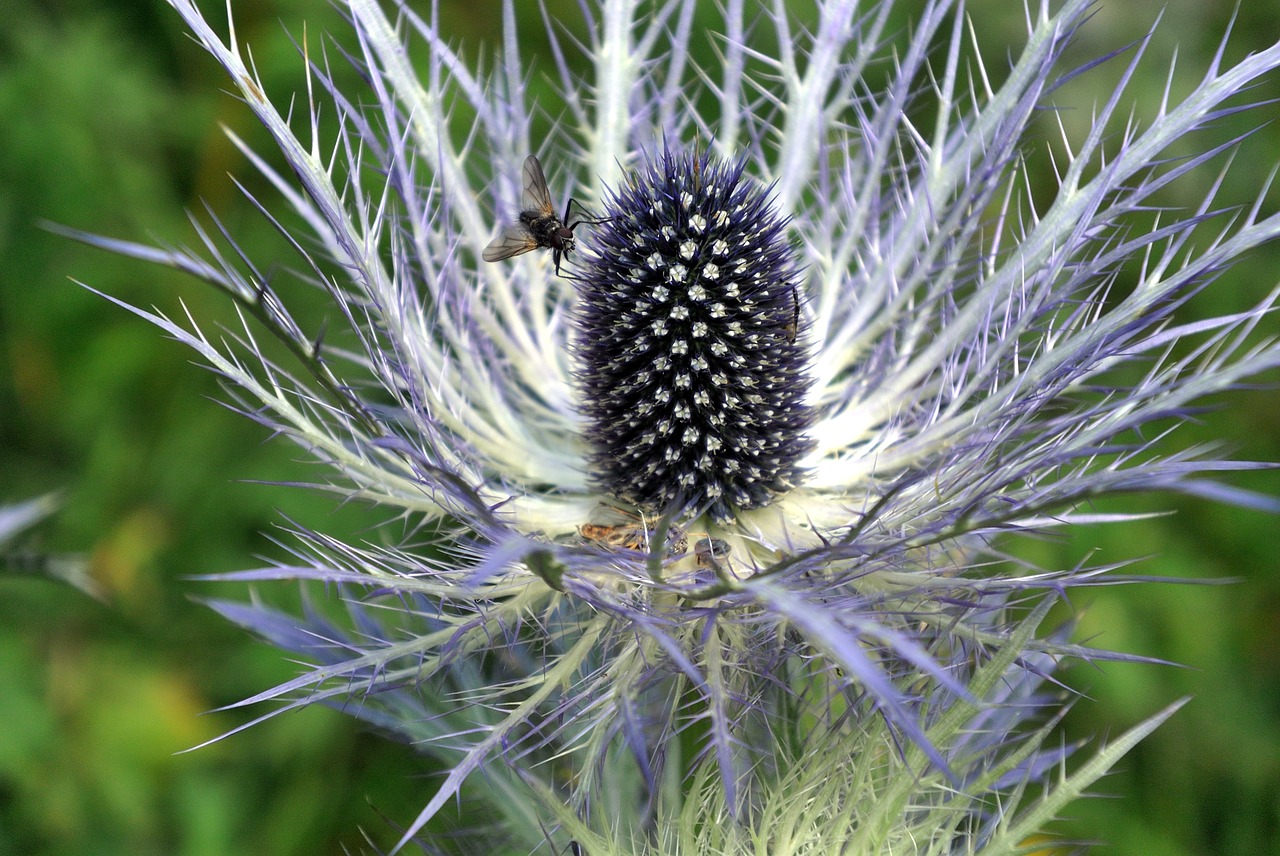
[574,149,814,523]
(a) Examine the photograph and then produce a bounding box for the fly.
[483,154,607,276]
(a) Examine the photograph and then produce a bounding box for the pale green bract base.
[532,601,1184,856]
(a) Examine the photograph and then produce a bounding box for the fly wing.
[521,154,556,216]
[482,224,539,262]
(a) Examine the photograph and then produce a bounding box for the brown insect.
[483,155,607,276]
[578,507,688,555]
[577,508,733,570]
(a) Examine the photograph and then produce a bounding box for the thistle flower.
[67,0,1280,852]
[576,148,813,523]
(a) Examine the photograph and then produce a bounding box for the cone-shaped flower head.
[575,149,813,523]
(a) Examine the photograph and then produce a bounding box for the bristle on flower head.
[574,148,814,524]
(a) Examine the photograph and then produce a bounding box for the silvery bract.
[71,0,1280,852]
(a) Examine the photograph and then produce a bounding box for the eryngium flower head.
[66,0,1280,851]
[575,148,813,523]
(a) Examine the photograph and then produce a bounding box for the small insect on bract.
[578,506,688,556]
[693,537,731,568]
[483,155,607,276]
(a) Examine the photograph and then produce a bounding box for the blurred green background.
[0,0,1276,854]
